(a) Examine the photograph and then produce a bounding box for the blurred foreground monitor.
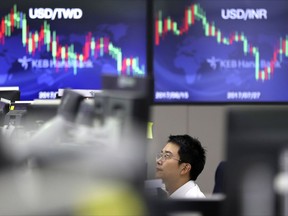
[0,75,151,216]
[225,107,288,216]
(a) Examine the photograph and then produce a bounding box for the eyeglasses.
[156,152,181,162]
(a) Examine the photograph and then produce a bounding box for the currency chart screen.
[0,0,147,100]
[153,0,288,103]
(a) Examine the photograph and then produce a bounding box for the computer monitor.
[0,87,20,102]
[0,0,147,100]
[225,107,288,216]
[153,0,288,104]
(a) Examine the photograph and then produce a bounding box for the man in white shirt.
[156,134,206,198]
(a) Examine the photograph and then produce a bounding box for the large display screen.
[153,0,288,103]
[0,0,147,100]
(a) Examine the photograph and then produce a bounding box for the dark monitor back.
[225,107,288,216]
[3,101,31,127]
[150,198,224,216]
[0,101,10,126]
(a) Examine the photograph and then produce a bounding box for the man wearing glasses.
[156,134,206,198]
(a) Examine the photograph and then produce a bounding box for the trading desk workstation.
[1,0,288,215]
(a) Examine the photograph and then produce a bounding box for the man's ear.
[180,163,191,175]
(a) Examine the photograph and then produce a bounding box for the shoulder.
[185,181,206,198]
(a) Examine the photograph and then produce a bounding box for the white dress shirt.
[169,180,206,199]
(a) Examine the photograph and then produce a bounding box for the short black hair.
[168,134,206,181]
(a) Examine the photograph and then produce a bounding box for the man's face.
[155,142,182,183]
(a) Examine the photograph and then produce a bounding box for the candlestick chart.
[0,0,147,100]
[153,0,288,103]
